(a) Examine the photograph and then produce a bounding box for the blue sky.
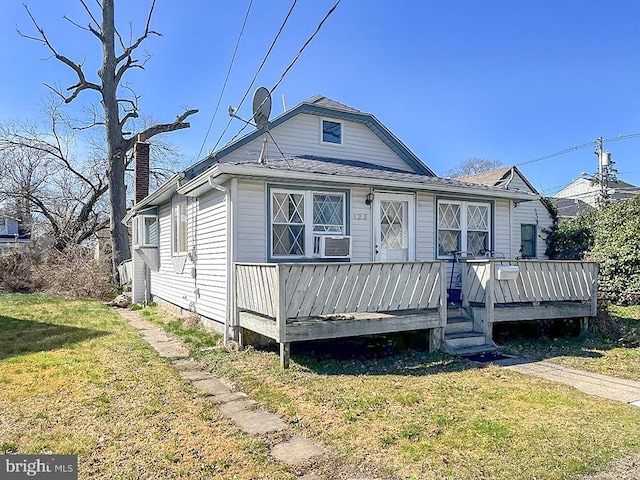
[2,0,640,195]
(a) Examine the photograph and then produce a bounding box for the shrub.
[587,196,640,304]
[0,245,116,300]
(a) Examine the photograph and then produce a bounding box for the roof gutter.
[208,164,538,201]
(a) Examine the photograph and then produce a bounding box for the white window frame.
[437,200,491,259]
[172,197,188,256]
[270,188,346,259]
[320,118,344,146]
[137,214,159,248]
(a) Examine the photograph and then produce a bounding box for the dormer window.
[321,119,343,145]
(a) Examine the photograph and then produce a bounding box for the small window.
[521,224,536,258]
[321,119,342,145]
[172,199,188,255]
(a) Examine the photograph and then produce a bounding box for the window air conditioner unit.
[313,235,352,258]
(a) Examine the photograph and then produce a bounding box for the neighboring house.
[123,96,597,365]
[554,177,640,207]
[548,197,592,221]
[457,166,554,259]
[0,215,30,254]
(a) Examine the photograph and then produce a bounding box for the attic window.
[321,119,342,145]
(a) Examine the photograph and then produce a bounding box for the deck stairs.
[442,307,499,356]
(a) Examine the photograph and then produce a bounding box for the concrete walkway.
[494,356,640,407]
[114,309,372,480]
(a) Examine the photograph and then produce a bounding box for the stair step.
[445,319,474,335]
[445,331,486,348]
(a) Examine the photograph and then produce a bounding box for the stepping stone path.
[115,308,365,478]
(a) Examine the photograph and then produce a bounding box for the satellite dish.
[252,87,272,132]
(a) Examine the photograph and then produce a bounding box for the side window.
[172,198,188,255]
[520,224,536,258]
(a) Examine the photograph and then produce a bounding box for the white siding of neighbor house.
[235,180,266,263]
[501,172,553,259]
[222,113,416,172]
[512,200,553,259]
[150,199,196,312]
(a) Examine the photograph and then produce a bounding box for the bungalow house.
[457,166,554,259]
[0,215,30,254]
[124,96,597,367]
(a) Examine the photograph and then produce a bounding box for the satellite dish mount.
[252,87,272,164]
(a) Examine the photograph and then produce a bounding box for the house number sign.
[352,213,369,221]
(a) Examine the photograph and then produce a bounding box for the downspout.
[207,176,232,345]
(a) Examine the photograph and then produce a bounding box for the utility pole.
[594,136,613,202]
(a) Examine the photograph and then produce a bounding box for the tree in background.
[445,158,503,178]
[0,103,109,251]
[20,0,198,273]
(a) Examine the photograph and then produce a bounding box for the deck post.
[461,262,470,308]
[275,264,290,368]
[280,342,291,369]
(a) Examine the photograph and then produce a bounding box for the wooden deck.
[462,260,598,336]
[235,261,447,367]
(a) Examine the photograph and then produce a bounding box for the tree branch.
[20,4,102,103]
[126,109,198,151]
[115,0,161,65]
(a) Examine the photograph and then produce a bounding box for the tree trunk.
[100,0,130,272]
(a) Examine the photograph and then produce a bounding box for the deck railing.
[236,261,446,319]
[462,260,598,326]
[235,261,447,367]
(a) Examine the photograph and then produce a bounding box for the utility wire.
[211,0,299,152]
[224,0,342,148]
[517,132,640,167]
[196,0,254,161]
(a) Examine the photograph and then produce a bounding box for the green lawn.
[0,294,294,479]
[141,306,640,480]
[500,305,640,381]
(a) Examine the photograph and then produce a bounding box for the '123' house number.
[352,213,368,221]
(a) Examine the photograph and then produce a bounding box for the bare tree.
[445,158,503,179]
[19,0,198,272]
[0,104,109,251]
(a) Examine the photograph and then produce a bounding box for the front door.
[373,193,415,262]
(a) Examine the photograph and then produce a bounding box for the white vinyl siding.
[236,180,266,263]
[192,189,228,323]
[416,192,435,261]
[493,200,511,258]
[148,191,228,325]
[349,188,373,262]
[149,201,195,311]
[221,113,415,172]
[512,200,553,259]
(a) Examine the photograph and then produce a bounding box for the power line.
[517,132,640,167]
[224,0,342,148]
[195,0,254,161]
[212,0,299,152]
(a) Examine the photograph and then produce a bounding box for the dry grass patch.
[501,306,640,381]
[0,294,295,479]
[141,306,640,480]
